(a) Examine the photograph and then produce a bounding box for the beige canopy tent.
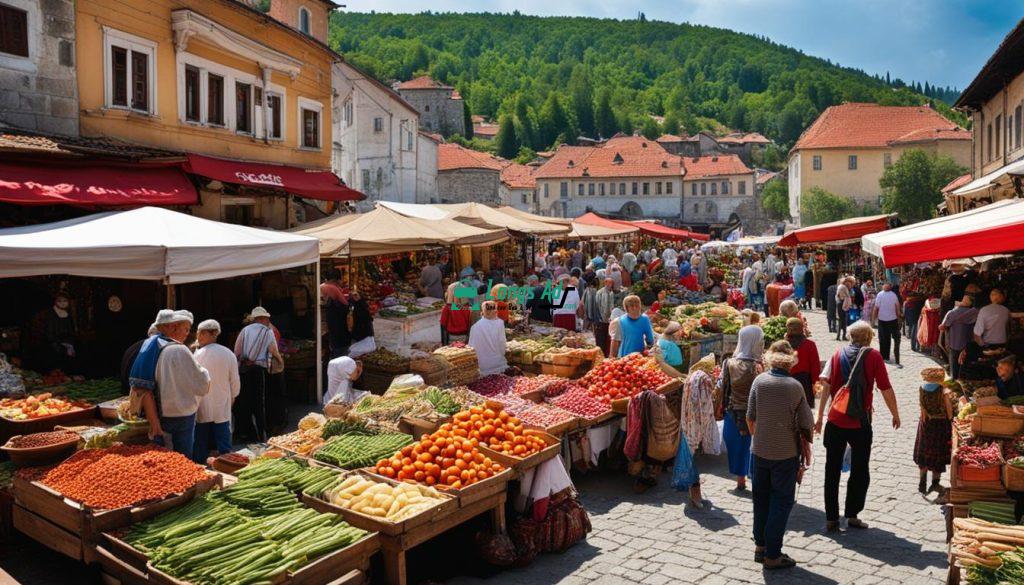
[496,206,573,226]
[496,206,636,239]
[379,201,569,236]
[290,206,508,257]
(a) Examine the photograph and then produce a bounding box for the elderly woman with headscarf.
[440,281,472,345]
[621,251,637,274]
[720,324,764,490]
[785,317,820,407]
[608,264,624,289]
[678,259,699,291]
[680,354,719,508]
[747,341,814,570]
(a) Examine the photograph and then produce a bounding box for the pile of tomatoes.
[375,424,504,489]
[577,353,673,406]
[451,405,547,458]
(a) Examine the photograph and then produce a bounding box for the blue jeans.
[193,421,232,463]
[752,455,799,559]
[159,414,196,459]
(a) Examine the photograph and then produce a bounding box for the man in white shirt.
[193,319,240,463]
[468,301,508,376]
[325,356,366,406]
[974,288,1011,347]
[872,282,904,366]
[233,306,282,441]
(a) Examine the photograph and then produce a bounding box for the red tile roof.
[437,143,506,172]
[450,90,462,100]
[682,154,752,179]
[471,115,485,124]
[756,171,780,185]
[474,123,499,138]
[941,173,973,194]
[0,127,183,160]
[500,163,536,189]
[891,127,972,145]
[793,103,967,151]
[397,76,452,90]
[532,135,684,179]
[419,131,443,143]
[717,132,771,145]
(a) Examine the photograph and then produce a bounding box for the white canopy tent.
[0,207,329,400]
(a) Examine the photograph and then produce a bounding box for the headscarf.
[459,266,475,279]
[733,325,764,362]
[678,260,692,278]
[622,252,637,272]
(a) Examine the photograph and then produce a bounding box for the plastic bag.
[670,432,699,490]
[842,444,852,473]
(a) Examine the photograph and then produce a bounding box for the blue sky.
[351,0,1018,89]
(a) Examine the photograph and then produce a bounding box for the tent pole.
[165,283,176,309]
[315,259,323,405]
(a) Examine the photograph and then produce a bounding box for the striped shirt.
[746,371,814,461]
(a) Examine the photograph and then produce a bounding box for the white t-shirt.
[552,287,581,316]
[974,303,1011,345]
[325,357,369,406]
[469,316,508,376]
[874,290,901,322]
[194,343,240,424]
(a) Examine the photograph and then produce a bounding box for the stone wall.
[0,0,78,135]
[437,169,500,204]
[399,88,466,136]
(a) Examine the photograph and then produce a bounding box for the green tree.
[879,148,966,222]
[495,114,519,159]
[569,65,596,138]
[640,117,661,140]
[661,112,681,136]
[800,186,858,226]
[595,89,617,139]
[462,101,474,139]
[760,179,790,220]
[514,146,537,164]
[513,95,538,149]
[538,92,572,146]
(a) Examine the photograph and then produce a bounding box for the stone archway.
[619,201,643,219]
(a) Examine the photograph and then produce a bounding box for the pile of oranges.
[451,406,547,458]
[375,423,504,490]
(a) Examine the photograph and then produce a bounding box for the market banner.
[0,161,197,207]
[184,153,364,202]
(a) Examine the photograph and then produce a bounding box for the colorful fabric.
[913,417,951,472]
[723,410,751,477]
[682,369,720,455]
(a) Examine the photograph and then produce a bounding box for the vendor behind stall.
[324,356,366,406]
[418,257,444,299]
[42,293,78,373]
[974,288,1010,349]
[469,301,508,376]
[348,291,376,357]
[321,268,350,358]
[996,356,1024,401]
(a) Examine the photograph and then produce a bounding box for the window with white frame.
[177,53,284,138]
[103,27,156,114]
[298,6,311,35]
[343,99,353,127]
[298,97,323,149]
[266,92,283,140]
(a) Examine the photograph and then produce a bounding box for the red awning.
[0,161,197,207]
[574,213,709,241]
[184,153,364,202]
[778,214,893,247]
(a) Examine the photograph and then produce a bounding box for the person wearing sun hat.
[746,340,814,570]
[680,353,719,508]
[233,306,283,442]
[913,367,953,494]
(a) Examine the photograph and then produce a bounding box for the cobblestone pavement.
[454,309,949,585]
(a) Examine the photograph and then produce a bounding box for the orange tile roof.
[717,132,771,145]
[450,90,462,100]
[437,142,506,172]
[793,103,967,151]
[419,131,444,143]
[941,173,973,194]
[532,135,684,179]
[891,127,972,145]
[471,115,485,124]
[500,163,536,189]
[682,154,752,179]
[397,75,452,90]
[656,134,687,143]
[756,171,780,185]
[474,123,499,138]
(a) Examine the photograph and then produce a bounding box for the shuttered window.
[0,4,28,57]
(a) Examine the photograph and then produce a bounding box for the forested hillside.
[328,11,964,153]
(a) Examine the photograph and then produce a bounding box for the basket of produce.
[547,387,615,426]
[0,393,96,443]
[1004,457,1024,491]
[303,471,456,536]
[358,370,397,395]
[409,355,449,387]
[360,347,411,374]
[434,344,479,386]
[210,452,251,475]
[954,443,1004,486]
[314,432,413,470]
[50,378,121,404]
[2,429,80,467]
[477,428,560,473]
[971,414,1024,438]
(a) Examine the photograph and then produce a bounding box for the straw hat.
[250,306,271,319]
[920,367,946,383]
[689,353,716,375]
[763,340,798,370]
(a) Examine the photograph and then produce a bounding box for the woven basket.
[971,415,1024,438]
[410,357,449,387]
[359,369,396,395]
[1004,464,1024,491]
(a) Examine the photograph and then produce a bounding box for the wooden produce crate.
[300,471,457,537]
[477,430,560,476]
[578,410,618,428]
[364,466,511,509]
[398,415,448,440]
[950,454,1003,490]
[1004,463,1024,491]
[11,471,220,563]
[610,380,680,415]
[539,362,589,379]
[0,406,98,445]
[971,414,1024,438]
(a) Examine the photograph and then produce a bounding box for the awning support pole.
[165,283,176,309]
[315,259,323,405]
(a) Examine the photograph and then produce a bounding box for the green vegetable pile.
[761,316,788,345]
[967,549,1024,584]
[1005,395,1024,406]
[314,432,413,469]
[0,461,14,489]
[123,460,367,584]
[57,378,121,403]
[422,387,460,416]
[970,501,1021,525]
[236,458,344,496]
[321,419,376,440]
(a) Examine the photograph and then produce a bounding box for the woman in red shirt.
[441,282,473,344]
[785,318,820,407]
[816,321,901,532]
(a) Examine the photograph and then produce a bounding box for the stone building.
[435,142,504,204]
[333,60,437,210]
[657,132,771,165]
[0,0,79,136]
[396,76,466,137]
[499,162,537,212]
[681,154,759,226]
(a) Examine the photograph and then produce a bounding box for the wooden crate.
[300,471,457,537]
[578,410,618,428]
[539,362,589,379]
[971,414,1024,438]
[1004,463,1024,491]
[364,466,511,509]
[609,380,679,415]
[477,430,560,476]
[0,406,98,444]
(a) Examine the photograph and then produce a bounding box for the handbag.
[829,347,869,420]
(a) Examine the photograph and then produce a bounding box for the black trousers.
[878,319,900,363]
[835,309,848,338]
[823,422,872,522]
[235,365,269,442]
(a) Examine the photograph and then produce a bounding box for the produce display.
[360,347,410,373]
[324,475,448,522]
[548,387,611,419]
[421,386,461,416]
[538,377,582,398]
[6,429,79,448]
[0,354,25,397]
[958,443,1003,469]
[450,406,546,458]
[434,344,479,386]
[54,378,121,403]
[578,353,674,406]
[374,422,504,488]
[0,461,13,489]
[506,337,557,364]
[513,403,576,431]
[534,346,601,364]
[124,471,368,584]
[761,316,789,345]
[469,374,515,397]
[268,427,325,456]
[234,457,344,496]
[321,418,376,440]
[969,501,1021,525]
[952,517,1024,581]
[0,392,89,421]
[314,432,414,469]
[32,444,208,509]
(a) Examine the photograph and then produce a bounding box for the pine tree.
[594,89,617,139]
[569,65,596,138]
[513,95,537,149]
[495,114,519,159]
[462,101,474,139]
[539,93,572,146]
[640,117,660,140]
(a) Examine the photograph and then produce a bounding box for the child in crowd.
[913,367,953,494]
